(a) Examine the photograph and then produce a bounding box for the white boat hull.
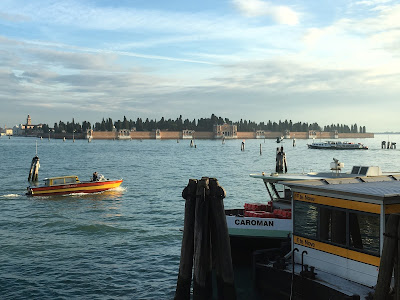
[226,215,292,238]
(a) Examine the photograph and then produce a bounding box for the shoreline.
[15,130,374,140]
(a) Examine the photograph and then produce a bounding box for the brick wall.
[92,131,117,139]
[193,132,214,139]
[130,131,155,139]
[86,130,374,140]
[159,131,181,139]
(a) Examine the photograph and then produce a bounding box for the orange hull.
[27,179,123,196]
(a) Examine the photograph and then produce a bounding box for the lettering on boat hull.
[226,216,292,238]
[234,219,274,226]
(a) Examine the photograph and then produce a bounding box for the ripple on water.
[72,223,132,234]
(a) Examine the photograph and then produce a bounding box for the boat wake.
[111,186,126,192]
[0,194,20,199]
[65,186,126,198]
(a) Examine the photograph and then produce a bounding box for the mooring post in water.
[193,177,212,300]
[175,177,236,300]
[374,214,400,300]
[28,155,40,182]
[394,219,400,299]
[209,178,236,300]
[175,179,198,300]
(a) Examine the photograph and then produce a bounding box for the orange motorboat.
[27,175,123,196]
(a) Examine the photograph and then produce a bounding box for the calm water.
[0,135,399,299]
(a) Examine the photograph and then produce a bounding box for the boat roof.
[250,172,337,182]
[283,176,400,202]
[250,170,387,183]
[44,175,78,180]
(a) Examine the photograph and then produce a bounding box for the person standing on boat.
[276,147,287,173]
[93,172,98,181]
[275,147,280,172]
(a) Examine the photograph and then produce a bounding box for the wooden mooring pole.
[395,218,400,299]
[175,179,197,300]
[374,214,400,300]
[175,177,236,300]
[209,178,236,299]
[28,155,40,182]
[193,177,212,299]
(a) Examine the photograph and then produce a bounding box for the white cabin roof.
[284,176,400,202]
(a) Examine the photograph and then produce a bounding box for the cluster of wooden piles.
[174,177,236,300]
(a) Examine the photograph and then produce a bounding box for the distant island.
[3,114,372,140]
[11,114,368,134]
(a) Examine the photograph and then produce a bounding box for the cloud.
[233,0,299,25]
[0,11,29,22]
[17,39,216,66]
[300,4,400,75]
[355,0,393,6]
[6,1,232,34]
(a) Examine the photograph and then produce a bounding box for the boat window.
[65,177,76,184]
[351,166,360,174]
[359,167,368,175]
[52,178,65,185]
[294,201,318,239]
[349,212,380,256]
[319,207,346,246]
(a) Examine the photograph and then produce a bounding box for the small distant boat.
[276,136,284,143]
[307,141,368,150]
[26,175,123,196]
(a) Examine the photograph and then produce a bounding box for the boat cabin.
[44,176,80,187]
[284,175,400,288]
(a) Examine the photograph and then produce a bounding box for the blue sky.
[0,0,399,131]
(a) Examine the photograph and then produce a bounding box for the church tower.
[27,115,32,126]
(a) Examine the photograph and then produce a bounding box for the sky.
[0,0,400,132]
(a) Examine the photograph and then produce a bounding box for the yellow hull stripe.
[385,204,400,214]
[293,192,380,214]
[293,235,380,267]
[33,182,122,195]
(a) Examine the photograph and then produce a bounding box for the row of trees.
[45,114,366,134]
[53,119,92,134]
[324,124,367,134]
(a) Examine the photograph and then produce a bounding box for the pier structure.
[175,177,236,300]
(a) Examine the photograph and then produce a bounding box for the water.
[0,135,399,299]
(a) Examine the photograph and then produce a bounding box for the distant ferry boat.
[307,141,368,150]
